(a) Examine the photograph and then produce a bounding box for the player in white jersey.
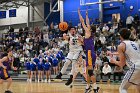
[110,28,140,93]
[68,54,87,88]
[71,55,87,86]
[55,26,83,85]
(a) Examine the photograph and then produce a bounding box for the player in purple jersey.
[78,9,99,93]
[0,49,17,93]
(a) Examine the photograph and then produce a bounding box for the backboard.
[80,0,124,5]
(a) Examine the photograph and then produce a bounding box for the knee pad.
[88,70,94,77]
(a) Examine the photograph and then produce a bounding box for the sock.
[93,83,97,89]
[86,84,90,89]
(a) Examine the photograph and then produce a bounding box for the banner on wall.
[9,9,16,17]
[0,11,6,19]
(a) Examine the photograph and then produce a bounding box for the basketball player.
[78,9,99,93]
[70,54,87,88]
[0,49,16,93]
[55,26,83,85]
[110,28,140,93]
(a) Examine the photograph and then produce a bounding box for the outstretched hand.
[86,9,88,15]
[78,8,84,23]
[78,8,80,14]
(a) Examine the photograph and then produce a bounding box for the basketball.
[59,22,68,31]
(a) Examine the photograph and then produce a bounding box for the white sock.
[86,84,90,89]
[93,83,97,89]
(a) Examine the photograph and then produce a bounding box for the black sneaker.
[5,90,13,93]
[53,72,62,82]
[93,87,100,93]
[70,85,73,88]
[55,72,62,79]
[85,87,92,93]
[65,78,73,86]
[65,75,73,86]
[89,85,92,88]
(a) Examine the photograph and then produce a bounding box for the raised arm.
[78,8,88,32]
[86,10,90,29]
[78,8,91,37]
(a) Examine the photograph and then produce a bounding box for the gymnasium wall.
[0,3,44,26]
[63,0,140,25]
[103,0,140,23]
[63,0,99,26]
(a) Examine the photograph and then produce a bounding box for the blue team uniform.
[43,62,51,71]
[33,58,40,64]
[25,61,30,70]
[30,62,36,71]
[37,62,43,71]
[56,53,61,60]
[48,56,53,64]
[58,50,65,60]
[52,58,59,67]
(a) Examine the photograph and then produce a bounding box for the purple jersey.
[0,57,11,80]
[84,36,96,67]
[84,37,95,52]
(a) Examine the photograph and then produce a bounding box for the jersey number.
[72,39,77,45]
[131,43,137,50]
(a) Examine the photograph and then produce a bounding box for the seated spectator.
[113,65,124,83]
[100,62,112,83]
[99,34,106,45]
[130,27,137,41]
[101,53,109,65]
[126,14,134,29]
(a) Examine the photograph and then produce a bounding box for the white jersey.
[123,40,140,68]
[69,33,83,52]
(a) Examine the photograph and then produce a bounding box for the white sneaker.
[44,79,47,83]
[29,79,32,83]
[38,79,40,83]
[27,79,29,82]
[35,79,37,82]
[41,79,44,83]
[48,79,51,83]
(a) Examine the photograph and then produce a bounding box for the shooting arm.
[78,8,91,37]
[86,10,90,29]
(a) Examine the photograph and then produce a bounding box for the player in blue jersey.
[37,58,44,83]
[30,59,37,82]
[43,58,51,83]
[52,54,59,75]
[78,9,99,93]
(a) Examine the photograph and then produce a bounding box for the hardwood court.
[0,82,138,93]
